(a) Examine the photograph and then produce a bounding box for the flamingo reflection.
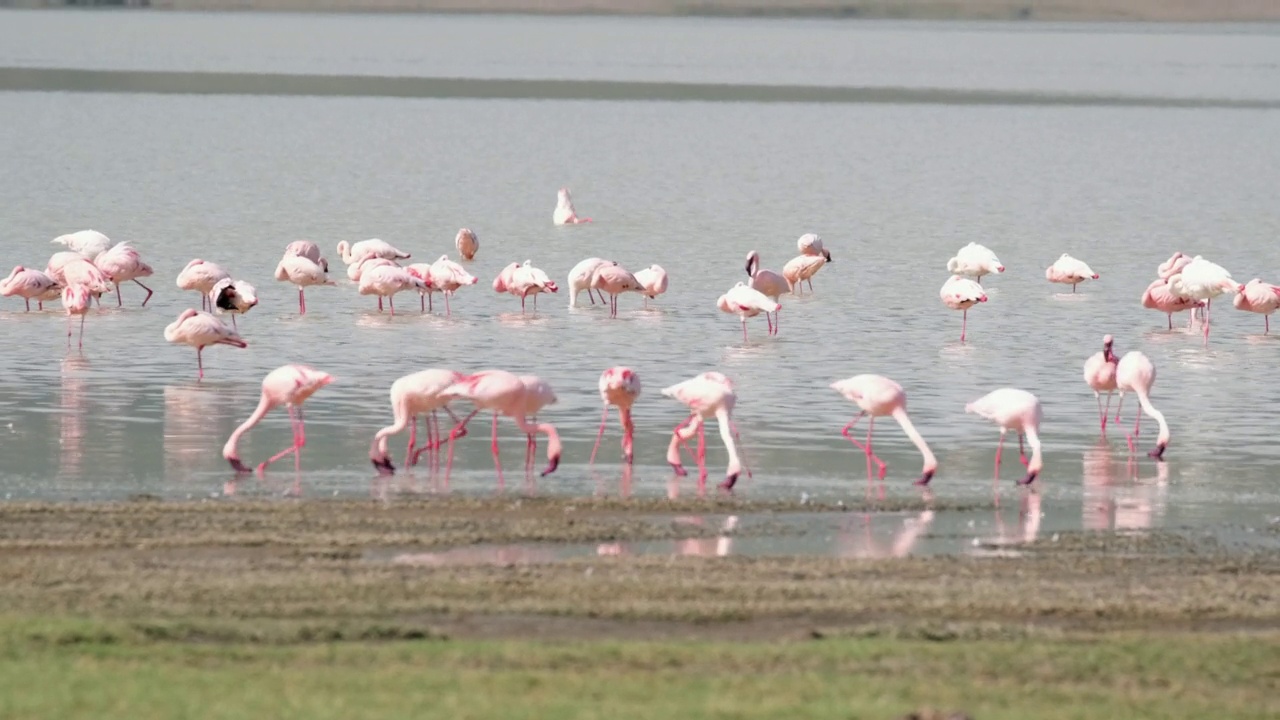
[597,515,739,557]
[834,510,935,558]
[1084,441,1170,531]
[58,356,90,478]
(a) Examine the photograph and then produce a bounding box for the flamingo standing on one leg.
[369,369,468,476]
[1114,351,1169,460]
[0,266,60,312]
[590,367,641,466]
[275,254,334,315]
[830,375,937,495]
[61,285,92,350]
[209,278,258,329]
[632,264,668,308]
[946,242,1005,282]
[94,242,155,306]
[940,274,988,342]
[745,251,788,334]
[283,240,329,273]
[438,370,563,485]
[176,259,230,311]
[1232,278,1280,333]
[567,257,613,307]
[590,263,642,318]
[163,309,247,379]
[223,364,334,474]
[1167,256,1240,343]
[1141,278,1203,330]
[553,187,592,225]
[50,230,112,261]
[455,228,479,261]
[1083,334,1119,435]
[663,371,748,491]
[717,282,780,342]
[427,255,478,316]
[965,388,1043,486]
[1045,253,1099,293]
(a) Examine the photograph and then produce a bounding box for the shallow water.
[1,11,1279,543]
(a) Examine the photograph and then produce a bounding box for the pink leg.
[741,319,748,343]
[727,420,752,480]
[1019,434,1028,466]
[670,415,696,475]
[1167,313,1173,330]
[429,411,441,474]
[389,296,395,316]
[298,288,306,314]
[114,283,123,307]
[1203,298,1211,342]
[520,294,527,313]
[197,347,205,380]
[134,279,153,307]
[441,408,477,484]
[65,317,72,349]
[696,422,708,492]
[773,310,780,336]
[587,289,596,305]
[807,278,814,292]
[1126,411,1142,454]
[78,314,85,349]
[259,406,304,473]
[1267,315,1271,334]
[490,412,504,488]
[420,294,426,313]
[589,405,609,465]
[961,309,968,342]
[405,416,418,468]
[994,431,1006,483]
[766,313,773,334]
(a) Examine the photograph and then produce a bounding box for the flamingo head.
[1102,334,1117,362]
[557,188,571,204]
[822,248,832,263]
[744,251,759,276]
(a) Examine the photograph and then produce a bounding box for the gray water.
[2,10,1280,549]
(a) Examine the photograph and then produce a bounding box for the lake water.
[1,10,1279,550]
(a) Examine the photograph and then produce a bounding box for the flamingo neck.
[891,407,937,474]
[222,394,274,461]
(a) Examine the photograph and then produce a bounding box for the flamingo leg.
[961,309,968,342]
[1018,433,1028,466]
[696,421,707,492]
[1127,410,1142,454]
[259,406,304,473]
[773,310,780,336]
[1114,394,1125,424]
[231,314,238,330]
[429,411,441,474]
[420,294,426,313]
[589,405,610,465]
[78,314,85,350]
[669,414,699,476]
[490,412,504,488]
[405,416,418,468]
[24,298,30,312]
[766,313,773,334]
[807,278,814,292]
[520,294,527,313]
[298,288,306,314]
[994,430,1006,483]
[389,295,395,317]
[441,408,478,484]
[741,318,748,343]
[1166,313,1173,330]
[587,288,596,305]
[196,346,205,380]
[114,283,123,307]
[134,279,153,307]
[1267,315,1271,334]
[727,420,752,479]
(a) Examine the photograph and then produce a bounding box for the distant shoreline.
[5,1,1280,24]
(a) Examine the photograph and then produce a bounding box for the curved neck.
[1135,390,1170,446]
[714,408,741,477]
[891,407,937,473]
[222,394,273,460]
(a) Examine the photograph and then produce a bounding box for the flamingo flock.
[9,187,1272,496]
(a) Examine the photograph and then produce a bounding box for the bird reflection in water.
[58,356,90,479]
[834,510,935,559]
[592,463,634,499]
[390,545,560,567]
[1084,440,1169,531]
[597,515,739,558]
[971,490,1041,556]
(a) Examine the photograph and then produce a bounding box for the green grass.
[0,618,1274,720]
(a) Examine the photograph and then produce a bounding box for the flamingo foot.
[371,456,396,476]
[1148,442,1167,460]
[913,470,935,486]
[227,457,252,474]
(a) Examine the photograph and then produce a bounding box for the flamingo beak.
[823,250,832,262]
[227,457,252,474]
[913,469,934,486]
[540,454,561,477]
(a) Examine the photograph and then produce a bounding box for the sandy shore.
[5,0,1280,22]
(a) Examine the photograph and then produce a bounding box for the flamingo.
[51,230,112,261]
[797,233,833,262]
[632,264,668,308]
[1232,278,1280,333]
[369,369,468,476]
[745,251,788,334]
[438,370,563,483]
[176,259,230,311]
[940,274,987,342]
[663,371,747,491]
[94,242,154,307]
[567,257,613,307]
[274,254,334,314]
[335,239,410,266]
[427,255,478,315]
[44,251,85,284]
[717,282,780,342]
[1157,252,1192,280]
[830,374,937,492]
[1,266,60,311]
[61,285,92,350]
[1114,351,1169,459]
[455,228,479,261]
[503,260,558,312]
[346,256,396,283]
[223,364,334,474]
[1083,334,1119,434]
[209,278,258,329]
[517,375,559,478]
[1167,256,1240,342]
[358,264,426,316]
[965,388,1043,486]
[782,253,827,295]
[404,264,439,312]
[1045,253,1099,292]
[553,187,591,225]
[283,240,329,273]
[49,256,110,306]
[590,263,641,318]
[590,367,641,466]
[1141,278,1202,330]
[163,309,247,379]
[946,242,1005,281]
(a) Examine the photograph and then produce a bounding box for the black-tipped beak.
[823,250,832,262]
[1017,471,1038,486]
[540,455,560,477]
[1148,443,1167,460]
[227,457,251,474]
[624,452,634,465]
[371,457,395,476]
[670,462,687,477]
[719,472,739,491]
[913,470,935,486]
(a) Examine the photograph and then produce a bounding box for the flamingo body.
[1045,253,1099,292]
[632,264,669,306]
[1141,278,1202,329]
[369,368,467,474]
[717,282,780,341]
[567,257,613,307]
[940,274,988,342]
[590,263,641,318]
[51,230,112,261]
[1083,334,1119,434]
[830,374,937,487]
[946,242,1005,280]
[163,308,247,379]
[210,278,258,327]
[662,371,745,490]
[965,388,1042,485]
[797,233,833,262]
[591,367,641,465]
[61,284,92,349]
[553,187,591,225]
[455,228,479,260]
[95,242,155,306]
[781,254,827,294]
[359,265,426,316]
[275,254,334,314]
[283,240,329,274]
[1,266,60,311]
[336,239,409,265]
[1232,278,1280,333]
[176,259,230,311]
[441,370,563,479]
[223,365,334,474]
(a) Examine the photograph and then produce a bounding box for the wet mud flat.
[0,496,1275,642]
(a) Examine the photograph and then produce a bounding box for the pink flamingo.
[61,285,92,350]
[176,259,230,311]
[1232,278,1280,333]
[163,309,247,379]
[830,374,937,492]
[94,242,154,306]
[1157,252,1192,280]
[369,369,469,476]
[567,257,613,307]
[1044,253,1099,293]
[438,370,563,483]
[274,254,334,314]
[1141,278,1202,330]
[45,251,85,284]
[50,230,112,261]
[283,240,329,273]
[1,266,59,311]
[517,375,559,478]
[965,388,1043,486]
[717,282,780,341]
[782,253,828,294]
[346,256,395,282]
[797,233,833,262]
[358,264,426,316]
[455,228,479,261]
[663,371,748,491]
[1166,255,1240,342]
[404,264,438,312]
[209,278,258,329]
[427,255,478,315]
[590,263,641,318]
[590,367,641,466]
[223,364,334,474]
[47,255,110,306]
[553,187,592,225]
[940,274,987,342]
[632,264,668,308]
[745,251,788,334]
[946,242,1004,282]
[1114,351,1169,460]
[497,260,558,312]
[336,239,409,266]
[1082,334,1119,434]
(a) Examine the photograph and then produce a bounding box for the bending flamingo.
[163,309,247,379]
[965,388,1042,486]
[745,251,787,334]
[439,370,562,483]
[1,266,59,311]
[553,187,591,225]
[797,233,833,262]
[830,374,937,492]
[1166,256,1240,342]
[1232,278,1280,333]
[946,242,1004,281]
[632,264,668,308]
[283,240,329,273]
[940,274,987,342]
[176,259,230,311]
[590,367,641,466]
[1082,334,1119,435]
[590,263,641,318]
[567,257,613,307]
[61,285,92,350]
[369,369,468,476]
[1115,351,1169,460]
[210,278,258,329]
[517,375,559,478]
[455,228,479,261]
[782,252,828,295]
[1045,253,1099,293]
[94,242,154,306]
[223,364,334,474]
[51,230,112,261]
[663,371,747,491]
[358,264,426,316]
[717,282,780,341]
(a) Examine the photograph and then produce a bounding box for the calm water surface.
[1,11,1279,551]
